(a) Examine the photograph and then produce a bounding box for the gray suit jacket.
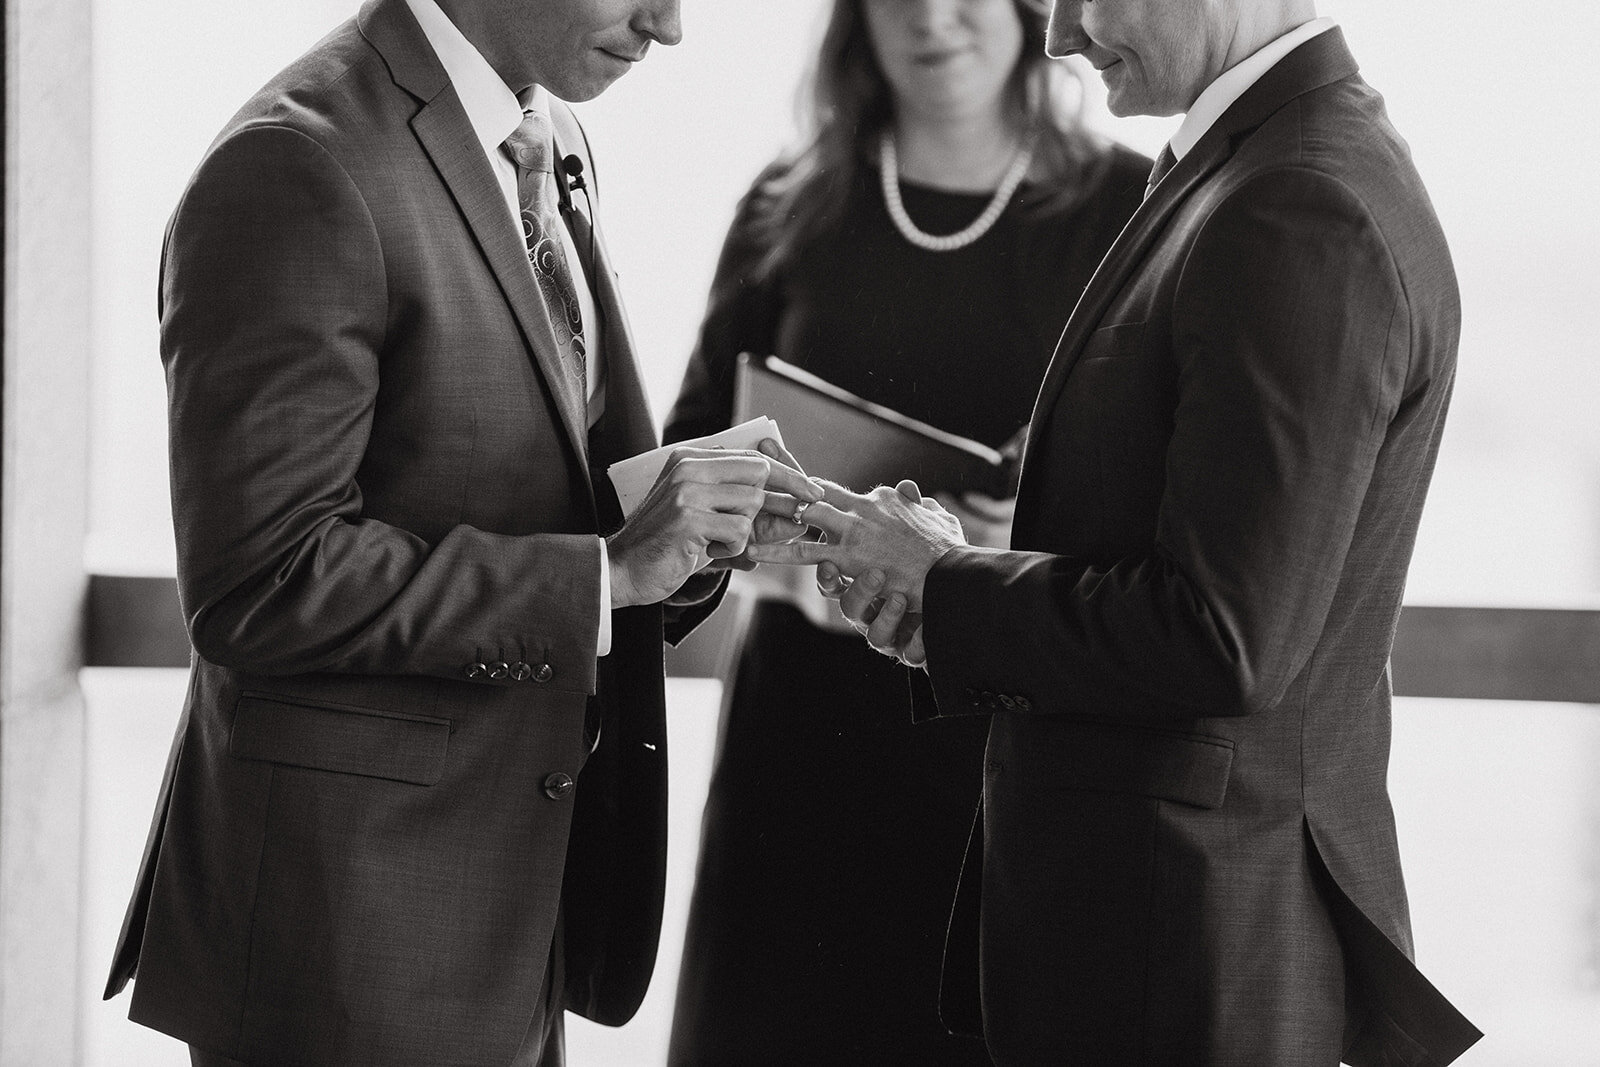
[922,30,1481,1066]
[103,1,705,1061]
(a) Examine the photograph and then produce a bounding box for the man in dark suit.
[751,0,1482,1062]
[102,1,818,1063]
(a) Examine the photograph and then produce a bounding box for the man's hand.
[745,477,964,612]
[693,437,821,575]
[936,490,1015,550]
[608,446,821,607]
[816,560,929,667]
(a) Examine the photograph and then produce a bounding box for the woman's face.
[862,0,1026,126]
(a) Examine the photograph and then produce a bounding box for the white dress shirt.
[404,0,613,652]
[1169,18,1337,163]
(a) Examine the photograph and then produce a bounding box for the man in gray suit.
[103,1,818,1063]
[753,0,1482,1062]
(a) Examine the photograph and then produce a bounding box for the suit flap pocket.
[230,694,449,786]
[1046,720,1234,809]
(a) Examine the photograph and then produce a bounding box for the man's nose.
[638,0,683,46]
[1045,0,1088,58]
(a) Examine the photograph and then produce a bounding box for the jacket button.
[982,691,999,709]
[543,772,575,800]
[510,661,533,682]
[1016,696,1032,711]
[999,694,1016,710]
[488,661,510,680]
[465,662,488,680]
[531,663,554,683]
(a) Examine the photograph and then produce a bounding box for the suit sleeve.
[922,168,1410,722]
[162,124,602,690]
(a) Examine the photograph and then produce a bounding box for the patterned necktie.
[1145,143,1177,201]
[504,109,587,402]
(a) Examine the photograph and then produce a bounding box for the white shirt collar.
[402,0,548,157]
[1169,17,1336,162]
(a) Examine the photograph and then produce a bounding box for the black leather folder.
[734,353,1019,499]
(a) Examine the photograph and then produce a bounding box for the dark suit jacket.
[920,30,1481,1066]
[102,2,707,1062]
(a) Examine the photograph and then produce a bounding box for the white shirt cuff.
[597,536,612,657]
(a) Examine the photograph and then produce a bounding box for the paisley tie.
[504,109,587,403]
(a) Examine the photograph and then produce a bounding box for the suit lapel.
[1014,139,1229,512]
[359,0,593,476]
[1016,28,1362,513]
[548,106,659,471]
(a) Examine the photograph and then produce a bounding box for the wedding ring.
[791,500,812,525]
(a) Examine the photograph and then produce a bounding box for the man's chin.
[1104,88,1181,120]
[1104,90,1143,118]
[545,68,628,103]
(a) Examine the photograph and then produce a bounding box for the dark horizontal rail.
[86,575,190,669]
[85,575,1600,703]
[1388,605,1600,704]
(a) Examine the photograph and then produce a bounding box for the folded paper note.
[606,415,787,519]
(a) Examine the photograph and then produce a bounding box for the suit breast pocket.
[1056,320,1174,543]
[230,693,451,786]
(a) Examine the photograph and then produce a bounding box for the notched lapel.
[1016,27,1363,513]
[362,0,594,481]
[409,102,593,469]
[1014,139,1228,511]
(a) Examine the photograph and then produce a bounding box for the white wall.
[89,0,1600,603]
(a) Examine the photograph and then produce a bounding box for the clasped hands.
[745,468,968,668]
[606,438,832,608]
[607,437,971,666]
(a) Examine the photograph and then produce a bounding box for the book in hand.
[734,353,1021,499]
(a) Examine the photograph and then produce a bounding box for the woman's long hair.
[753,0,1107,280]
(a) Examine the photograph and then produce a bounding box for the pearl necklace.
[878,132,1034,253]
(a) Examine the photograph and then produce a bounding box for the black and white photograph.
[1,0,1596,1063]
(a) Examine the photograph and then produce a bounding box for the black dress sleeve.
[663,165,788,446]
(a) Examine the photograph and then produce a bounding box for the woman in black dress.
[664,1,1147,1062]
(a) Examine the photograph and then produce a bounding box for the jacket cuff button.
[465,662,488,680]
[532,663,554,683]
[510,661,533,682]
[543,772,575,800]
[488,661,510,680]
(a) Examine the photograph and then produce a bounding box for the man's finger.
[669,452,772,488]
[744,539,837,566]
[757,437,808,478]
[750,510,808,545]
[785,499,852,540]
[898,627,927,669]
[838,569,885,627]
[895,479,922,503]
[816,560,848,599]
[661,481,766,518]
[699,512,754,554]
[760,457,825,501]
[866,592,910,655]
[819,480,864,509]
